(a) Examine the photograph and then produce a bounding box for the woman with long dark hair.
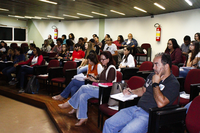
[179,41,200,77]
[58,51,116,126]
[165,38,182,65]
[113,35,124,49]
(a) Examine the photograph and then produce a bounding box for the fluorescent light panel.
[185,0,193,6]
[134,6,147,13]
[0,8,9,11]
[8,15,25,18]
[77,13,93,18]
[110,10,125,15]
[154,3,165,10]
[47,15,64,19]
[63,14,79,18]
[91,11,107,17]
[39,0,57,5]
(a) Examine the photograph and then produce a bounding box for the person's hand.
[87,76,96,82]
[14,64,18,67]
[123,88,132,96]
[152,68,163,83]
[57,56,62,59]
[118,64,122,68]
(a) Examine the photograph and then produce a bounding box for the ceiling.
[0,0,200,20]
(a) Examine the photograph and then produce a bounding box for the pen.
[128,89,134,95]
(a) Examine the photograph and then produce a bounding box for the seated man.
[103,37,118,56]
[51,38,62,53]
[70,43,85,61]
[103,53,180,133]
[181,35,191,55]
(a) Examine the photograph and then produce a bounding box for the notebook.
[110,92,138,102]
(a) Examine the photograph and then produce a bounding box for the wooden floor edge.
[0,89,63,133]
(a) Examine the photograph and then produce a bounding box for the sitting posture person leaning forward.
[103,53,180,133]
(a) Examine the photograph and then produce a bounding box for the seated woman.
[10,47,43,93]
[179,41,200,78]
[55,44,71,66]
[2,47,25,82]
[0,48,15,71]
[52,53,103,101]
[113,35,124,49]
[26,43,36,59]
[58,51,116,126]
[41,39,51,52]
[118,46,135,71]
[77,42,95,74]
[165,38,182,65]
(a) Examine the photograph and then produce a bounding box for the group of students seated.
[1,32,200,132]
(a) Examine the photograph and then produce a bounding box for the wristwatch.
[152,83,159,88]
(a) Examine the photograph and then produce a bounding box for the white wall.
[105,8,200,60]
[32,19,99,45]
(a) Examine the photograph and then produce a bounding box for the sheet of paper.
[108,105,119,111]
[110,92,138,102]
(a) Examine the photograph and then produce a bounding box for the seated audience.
[69,33,76,44]
[0,48,15,71]
[47,34,53,46]
[71,43,85,61]
[77,43,95,74]
[113,35,124,49]
[26,43,36,58]
[95,36,102,49]
[181,35,191,55]
[51,38,62,53]
[62,34,67,45]
[55,44,71,66]
[103,38,118,56]
[103,53,179,133]
[122,33,138,47]
[52,53,103,101]
[165,38,182,65]
[66,39,74,51]
[78,37,85,51]
[2,47,25,82]
[41,40,51,52]
[118,46,135,71]
[0,41,7,53]
[58,51,116,126]
[90,39,100,55]
[10,47,43,93]
[84,37,88,44]
[101,34,110,50]
[179,41,200,78]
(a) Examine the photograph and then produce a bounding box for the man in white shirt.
[103,38,118,56]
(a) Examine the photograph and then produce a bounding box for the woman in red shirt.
[10,47,43,93]
[113,35,124,49]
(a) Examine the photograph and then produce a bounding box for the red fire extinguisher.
[52,25,58,39]
[155,23,161,41]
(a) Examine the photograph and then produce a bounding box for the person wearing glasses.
[103,38,118,56]
[70,43,85,61]
[58,51,116,126]
[164,38,182,65]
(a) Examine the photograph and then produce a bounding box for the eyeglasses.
[167,43,172,45]
[100,58,107,61]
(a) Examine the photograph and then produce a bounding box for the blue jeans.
[184,101,192,113]
[17,66,33,89]
[2,66,16,81]
[179,68,191,78]
[103,106,149,133]
[60,79,85,98]
[68,84,99,119]
[77,65,88,74]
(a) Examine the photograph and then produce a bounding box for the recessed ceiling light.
[91,11,107,17]
[0,8,9,11]
[47,15,64,19]
[39,0,57,5]
[185,0,193,6]
[134,6,147,13]
[110,10,125,15]
[63,14,79,18]
[77,13,93,18]
[154,3,165,10]
[25,16,33,19]
[8,15,25,19]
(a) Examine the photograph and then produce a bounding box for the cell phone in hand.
[88,74,97,80]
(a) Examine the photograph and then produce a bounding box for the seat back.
[186,96,200,133]
[139,61,153,71]
[184,69,200,94]
[116,71,122,82]
[171,65,179,77]
[127,76,145,90]
[10,43,18,49]
[48,60,60,70]
[141,43,151,50]
[63,61,77,73]
[21,43,28,48]
[48,52,57,58]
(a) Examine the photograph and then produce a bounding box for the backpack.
[25,75,40,94]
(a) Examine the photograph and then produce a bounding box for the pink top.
[113,40,122,49]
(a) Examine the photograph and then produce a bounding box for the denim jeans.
[103,106,149,133]
[184,101,192,113]
[179,69,191,78]
[68,84,99,119]
[2,66,16,81]
[17,66,33,89]
[77,65,88,74]
[60,79,85,98]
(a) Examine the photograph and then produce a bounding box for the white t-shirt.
[195,52,200,67]
[127,40,131,45]
[120,54,135,67]
[0,47,6,52]
[103,43,117,55]
[31,56,38,65]
[90,63,103,74]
